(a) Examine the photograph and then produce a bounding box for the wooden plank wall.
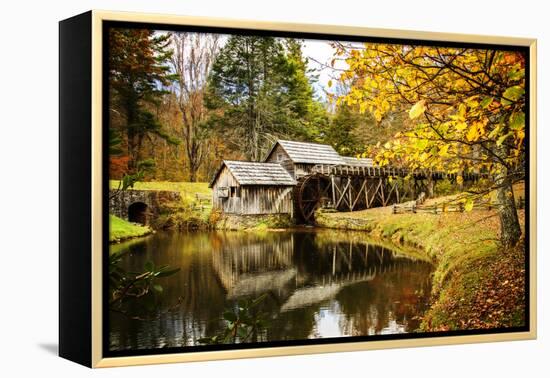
[240,187,294,215]
[265,144,295,178]
[212,165,294,215]
[211,166,239,210]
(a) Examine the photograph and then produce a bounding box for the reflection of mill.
[210,232,430,312]
[282,239,426,311]
[210,233,296,299]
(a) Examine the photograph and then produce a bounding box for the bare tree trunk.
[189,169,197,182]
[496,182,521,247]
[495,136,522,247]
[426,172,435,198]
[495,165,521,247]
[171,32,220,182]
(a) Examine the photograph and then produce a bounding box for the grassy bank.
[110,180,213,230]
[109,214,152,243]
[316,194,526,331]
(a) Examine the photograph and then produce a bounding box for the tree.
[109,28,178,172]
[335,43,525,247]
[206,36,328,160]
[171,32,221,181]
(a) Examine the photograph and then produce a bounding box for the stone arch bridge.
[109,189,181,226]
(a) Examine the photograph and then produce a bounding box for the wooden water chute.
[300,163,484,223]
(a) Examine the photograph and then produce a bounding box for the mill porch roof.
[209,160,297,187]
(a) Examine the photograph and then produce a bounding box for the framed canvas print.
[59,10,537,368]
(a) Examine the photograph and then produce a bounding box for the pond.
[109,229,433,352]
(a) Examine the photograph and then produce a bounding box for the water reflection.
[109,229,433,351]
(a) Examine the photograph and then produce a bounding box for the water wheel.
[295,174,331,223]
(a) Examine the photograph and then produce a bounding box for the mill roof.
[266,140,345,165]
[340,156,375,167]
[209,160,297,187]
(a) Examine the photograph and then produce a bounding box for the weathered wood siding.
[266,144,295,178]
[212,165,294,215]
[240,187,294,215]
[212,166,239,211]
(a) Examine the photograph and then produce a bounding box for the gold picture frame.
[59,10,537,368]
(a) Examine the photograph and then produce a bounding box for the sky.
[160,30,352,101]
[301,38,347,99]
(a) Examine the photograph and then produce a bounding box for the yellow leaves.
[457,175,464,185]
[465,96,479,109]
[464,198,474,212]
[466,125,478,141]
[381,99,391,113]
[439,144,450,157]
[409,100,426,119]
[466,121,484,142]
[327,79,333,88]
[332,43,525,179]
[515,129,525,143]
[458,103,467,118]
[455,122,468,131]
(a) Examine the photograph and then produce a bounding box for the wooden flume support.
[295,163,484,223]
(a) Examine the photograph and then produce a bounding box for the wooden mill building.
[211,139,480,222]
[209,160,296,215]
[210,140,376,220]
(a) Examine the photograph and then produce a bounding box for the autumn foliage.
[334,44,526,246]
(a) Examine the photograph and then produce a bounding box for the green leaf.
[501,86,525,105]
[223,311,237,322]
[409,100,426,119]
[153,284,163,293]
[156,267,181,278]
[237,327,248,339]
[509,112,525,131]
[144,261,154,272]
[508,68,525,81]
[480,97,493,109]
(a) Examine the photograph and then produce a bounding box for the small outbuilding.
[209,160,297,215]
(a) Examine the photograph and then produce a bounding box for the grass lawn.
[109,214,152,243]
[316,185,526,331]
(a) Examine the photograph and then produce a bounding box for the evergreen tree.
[109,28,178,172]
[206,35,327,161]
